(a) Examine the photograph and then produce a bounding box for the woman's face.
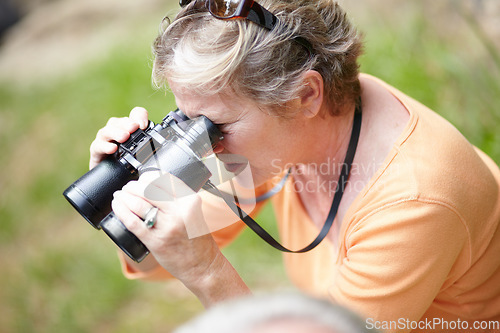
[169,81,308,187]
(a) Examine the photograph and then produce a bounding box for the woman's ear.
[300,70,324,118]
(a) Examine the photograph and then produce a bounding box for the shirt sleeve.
[329,198,470,332]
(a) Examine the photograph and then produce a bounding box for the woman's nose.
[212,143,225,154]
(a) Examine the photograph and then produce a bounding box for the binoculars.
[63,109,223,262]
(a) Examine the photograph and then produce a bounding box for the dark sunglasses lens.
[179,0,192,7]
[208,0,241,18]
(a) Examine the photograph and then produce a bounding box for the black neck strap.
[204,102,362,253]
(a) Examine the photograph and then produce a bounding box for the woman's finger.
[111,191,154,240]
[129,107,149,130]
[97,119,138,143]
[113,189,154,220]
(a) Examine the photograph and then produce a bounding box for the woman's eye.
[215,123,228,133]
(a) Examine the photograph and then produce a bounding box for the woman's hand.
[111,173,251,307]
[112,174,219,282]
[89,107,149,170]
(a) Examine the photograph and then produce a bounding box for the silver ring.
[143,207,158,229]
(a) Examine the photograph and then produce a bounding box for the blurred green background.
[0,0,499,332]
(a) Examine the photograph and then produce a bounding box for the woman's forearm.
[184,251,251,308]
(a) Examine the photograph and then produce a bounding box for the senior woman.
[89,0,500,331]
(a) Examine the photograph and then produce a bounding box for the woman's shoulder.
[358,73,498,198]
[352,73,500,240]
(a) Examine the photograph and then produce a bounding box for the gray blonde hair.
[153,0,362,116]
[173,292,375,333]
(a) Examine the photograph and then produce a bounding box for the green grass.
[1,3,499,332]
[356,5,500,162]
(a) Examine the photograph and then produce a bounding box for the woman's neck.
[294,105,356,186]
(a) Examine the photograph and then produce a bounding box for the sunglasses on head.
[179,0,314,55]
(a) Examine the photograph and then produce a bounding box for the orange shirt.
[121,75,500,332]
